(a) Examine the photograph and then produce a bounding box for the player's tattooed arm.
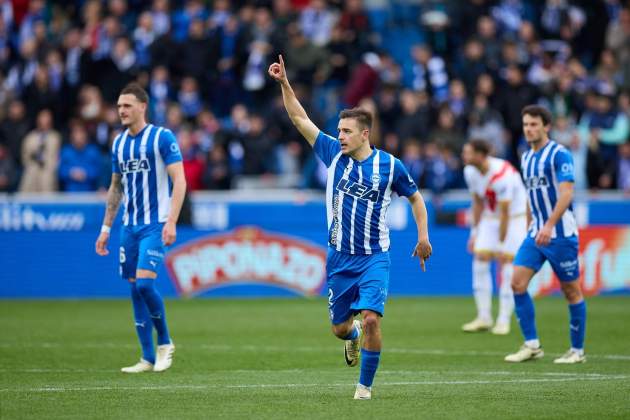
[103,173,123,227]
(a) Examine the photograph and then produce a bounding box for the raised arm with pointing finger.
[268,55,319,146]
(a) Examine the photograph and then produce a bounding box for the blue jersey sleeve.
[553,147,575,183]
[158,128,183,165]
[392,158,418,197]
[111,151,120,174]
[313,131,341,167]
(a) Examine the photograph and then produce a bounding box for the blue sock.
[130,282,155,364]
[136,278,171,345]
[359,349,381,387]
[514,292,538,342]
[342,324,359,340]
[569,301,586,350]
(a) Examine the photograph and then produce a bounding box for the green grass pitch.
[1,296,629,419]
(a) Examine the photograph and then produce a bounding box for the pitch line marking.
[2,342,630,360]
[0,375,628,393]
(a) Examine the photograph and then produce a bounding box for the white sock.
[497,262,514,325]
[525,339,541,349]
[472,259,492,322]
[571,347,584,356]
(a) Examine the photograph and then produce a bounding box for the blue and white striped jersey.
[520,140,578,238]
[111,124,182,226]
[314,131,418,255]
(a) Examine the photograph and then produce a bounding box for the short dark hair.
[467,138,492,156]
[120,82,149,104]
[339,107,372,131]
[521,104,552,126]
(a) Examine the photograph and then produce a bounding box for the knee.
[362,314,380,336]
[511,276,527,294]
[561,282,583,303]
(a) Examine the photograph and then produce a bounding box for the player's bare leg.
[554,280,586,364]
[463,253,494,332]
[332,317,362,367]
[354,310,381,400]
[505,266,544,362]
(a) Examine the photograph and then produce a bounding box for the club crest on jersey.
[120,158,151,173]
[371,174,381,184]
[525,176,549,189]
[336,178,380,202]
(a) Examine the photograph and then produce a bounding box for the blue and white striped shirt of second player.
[314,131,418,255]
[520,139,578,239]
[111,124,183,226]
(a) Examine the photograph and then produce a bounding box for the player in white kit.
[461,139,528,335]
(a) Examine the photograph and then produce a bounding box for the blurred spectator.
[172,0,208,42]
[606,7,630,90]
[177,76,203,121]
[203,143,231,189]
[0,0,628,194]
[424,142,461,193]
[428,105,465,154]
[578,91,629,188]
[395,90,431,145]
[343,52,381,107]
[400,140,424,185]
[178,127,205,191]
[496,64,539,161]
[151,0,171,37]
[0,143,17,192]
[300,0,337,47]
[0,100,30,167]
[618,142,630,192]
[58,122,102,192]
[285,24,330,86]
[133,11,157,68]
[405,44,449,102]
[467,93,508,159]
[454,38,488,96]
[19,109,61,192]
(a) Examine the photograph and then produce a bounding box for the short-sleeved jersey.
[314,131,418,255]
[520,140,578,238]
[111,124,182,226]
[464,157,527,218]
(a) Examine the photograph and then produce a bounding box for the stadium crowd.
[0,0,629,194]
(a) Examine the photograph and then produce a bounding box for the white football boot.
[121,359,154,373]
[154,342,175,372]
[344,320,362,367]
[504,345,544,362]
[553,349,586,364]
[461,318,493,332]
[491,322,511,335]
[354,383,372,400]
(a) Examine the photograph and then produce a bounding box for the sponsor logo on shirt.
[525,176,549,189]
[120,158,151,173]
[336,178,380,202]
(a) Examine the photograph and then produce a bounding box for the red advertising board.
[164,226,327,297]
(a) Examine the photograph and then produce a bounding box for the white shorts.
[473,215,528,258]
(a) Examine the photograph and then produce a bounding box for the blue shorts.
[514,235,579,281]
[119,223,166,279]
[326,248,390,325]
